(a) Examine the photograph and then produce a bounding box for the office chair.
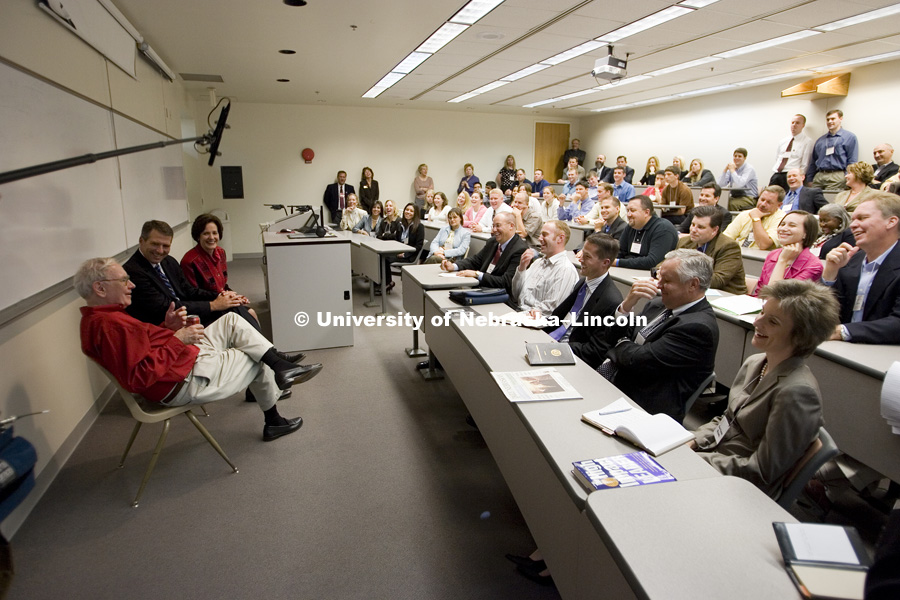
[90,361,238,507]
[684,372,716,417]
[777,427,839,510]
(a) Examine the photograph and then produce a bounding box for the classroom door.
[534,123,570,182]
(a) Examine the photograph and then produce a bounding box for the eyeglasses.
[99,276,131,284]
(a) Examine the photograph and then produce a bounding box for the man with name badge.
[677,205,747,294]
[511,220,578,313]
[442,212,527,294]
[614,196,678,270]
[807,110,859,191]
[723,186,785,250]
[769,114,813,192]
[781,169,827,213]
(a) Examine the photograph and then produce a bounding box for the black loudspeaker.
[221,166,244,199]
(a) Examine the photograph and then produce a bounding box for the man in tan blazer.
[677,205,747,294]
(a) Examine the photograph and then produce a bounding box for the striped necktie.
[153,263,179,299]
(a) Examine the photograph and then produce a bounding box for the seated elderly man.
[598,249,719,423]
[511,220,578,313]
[76,258,321,441]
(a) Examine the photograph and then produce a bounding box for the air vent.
[179,73,225,83]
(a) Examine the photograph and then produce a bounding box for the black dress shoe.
[246,389,292,402]
[504,554,546,571]
[274,363,323,390]
[416,360,429,370]
[277,351,306,364]
[262,416,303,441]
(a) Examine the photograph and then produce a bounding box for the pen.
[596,407,631,416]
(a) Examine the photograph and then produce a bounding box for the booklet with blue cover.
[571,451,676,492]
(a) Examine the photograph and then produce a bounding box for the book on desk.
[572,451,675,492]
[525,343,575,365]
[581,398,694,456]
[772,522,871,600]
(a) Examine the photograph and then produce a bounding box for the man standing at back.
[807,110,859,191]
[323,170,355,224]
[769,114,813,191]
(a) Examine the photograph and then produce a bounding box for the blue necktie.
[550,282,587,341]
[154,263,179,299]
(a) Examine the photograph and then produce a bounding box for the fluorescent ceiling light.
[591,104,631,113]
[675,84,736,97]
[554,88,604,101]
[714,30,820,59]
[448,91,481,103]
[472,80,509,94]
[362,86,389,99]
[597,6,694,43]
[595,75,652,89]
[543,40,605,66]
[416,22,468,53]
[813,50,900,71]
[644,56,721,77]
[734,71,811,86]
[450,0,505,25]
[392,52,431,74]
[501,63,551,81]
[371,72,405,89]
[814,4,900,32]
[523,98,559,108]
[679,0,721,7]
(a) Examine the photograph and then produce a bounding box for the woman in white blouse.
[426,191,450,225]
[538,186,560,222]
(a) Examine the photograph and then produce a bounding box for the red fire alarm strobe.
[301,148,314,163]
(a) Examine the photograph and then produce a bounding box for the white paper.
[881,361,900,434]
[785,523,859,564]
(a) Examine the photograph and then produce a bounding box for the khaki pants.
[810,170,848,192]
[728,195,756,211]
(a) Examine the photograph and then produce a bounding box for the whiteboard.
[0,61,187,314]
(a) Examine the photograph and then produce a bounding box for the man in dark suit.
[822,192,900,344]
[545,233,623,368]
[781,169,827,213]
[322,170,355,224]
[441,212,526,294]
[124,220,248,327]
[615,155,635,184]
[677,206,746,294]
[562,138,586,167]
[598,249,719,423]
[871,143,898,190]
[591,154,613,183]
[678,183,732,234]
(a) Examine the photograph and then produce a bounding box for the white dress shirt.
[511,251,579,312]
[771,132,813,174]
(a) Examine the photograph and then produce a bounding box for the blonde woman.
[456,190,471,214]
[640,156,660,186]
[835,162,877,213]
[682,158,715,187]
[672,156,688,179]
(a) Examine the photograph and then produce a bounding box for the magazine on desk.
[491,368,582,402]
[581,398,694,456]
[709,294,764,315]
[571,451,675,492]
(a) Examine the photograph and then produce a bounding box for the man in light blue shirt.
[611,167,635,203]
[558,181,594,221]
[807,109,859,191]
[720,147,759,211]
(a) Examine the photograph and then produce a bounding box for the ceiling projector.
[592,55,627,81]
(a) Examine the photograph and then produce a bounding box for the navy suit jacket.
[323,182,356,222]
[123,250,218,326]
[545,276,623,368]
[795,186,827,213]
[832,242,900,344]
[454,235,527,293]
[606,297,719,423]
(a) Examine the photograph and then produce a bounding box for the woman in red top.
[181,214,258,322]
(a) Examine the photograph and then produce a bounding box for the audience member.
[76,258,316,441]
[811,204,854,257]
[358,166,379,213]
[615,156,634,184]
[671,156,688,179]
[511,191,542,247]
[835,161,877,213]
[660,166,694,224]
[545,233,623,368]
[559,168,579,201]
[530,169,550,196]
[375,199,401,241]
[413,164,434,212]
[682,158,715,187]
[382,203,424,294]
[425,207,470,264]
[678,183,732,234]
[557,180,593,222]
[422,188,436,218]
[562,138,586,166]
[807,109,859,191]
[455,190,471,215]
[692,280,839,497]
[752,211,822,296]
[125,220,250,329]
[781,168,826,213]
[872,143,898,189]
[511,220,578,313]
[592,154,613,182]
[599,249,718,423]
[611,166,636,203]
[677,205,746,294]
[723,186,785,250]
[557,156,585,184]
[538,186,560,223]
[645,171,666,204]
[822,192,900,344]
[576,183,611,225]
[442,212,527,294]
[463,191,487,229]
[769,114,814,191]
[457,163,480,195]
[323,170,355,224]
[514,168,532,193]
[352,200,383,236]
[640,156,660,186]
[426,191,451,225]
[472,189,512,233]
[592,194,627,239]
[497,155,518,195]
[615,196,679,269]
[720,147,759,211]
[339,193,367,231]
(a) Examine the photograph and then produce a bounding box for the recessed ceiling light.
[477,31,504,41]
[276,78,290,82]
[283,0,307,6]
[278,49,296,55]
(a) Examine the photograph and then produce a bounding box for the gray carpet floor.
[7,259,560,600]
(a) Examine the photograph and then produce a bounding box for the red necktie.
[777,138,794,173]
[492,244,501,265]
